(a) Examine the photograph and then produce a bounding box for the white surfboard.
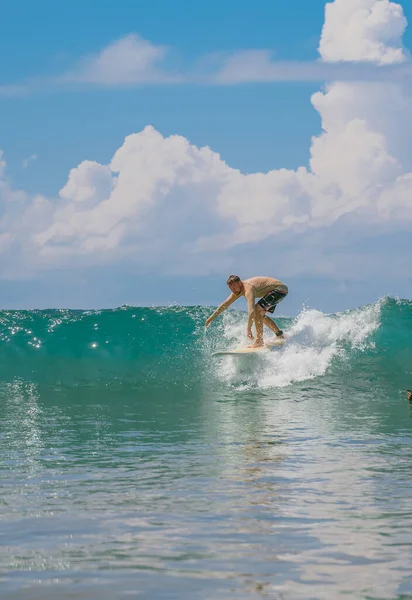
[212,338,285,357]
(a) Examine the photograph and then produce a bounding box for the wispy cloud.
[209,49,411,84]
[60,34,180,86]
[1,26,412,97]
[22,154,38,169]
[0,84,29,97]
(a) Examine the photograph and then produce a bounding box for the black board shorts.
[257,288,288,314]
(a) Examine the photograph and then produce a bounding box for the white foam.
[215,301,381,389]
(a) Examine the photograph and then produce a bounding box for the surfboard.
[212,338,285,356]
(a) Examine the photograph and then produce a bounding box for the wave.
[0,297,410,389]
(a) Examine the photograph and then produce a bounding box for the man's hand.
[247,328,254,340]
[205,316,213,328]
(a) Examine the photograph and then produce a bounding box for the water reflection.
[200,385,412,597]
[1,378,412,598]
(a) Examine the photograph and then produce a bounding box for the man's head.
[227,274,243,295]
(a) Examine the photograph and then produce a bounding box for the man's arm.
[205,293,239,327]
[245,288,256,332]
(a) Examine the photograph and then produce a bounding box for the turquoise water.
[1,298,412,599]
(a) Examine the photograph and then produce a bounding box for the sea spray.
[215,300,382,388]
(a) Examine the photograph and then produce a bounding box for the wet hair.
[227,275,241,285]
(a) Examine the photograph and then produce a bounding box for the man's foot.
[248,340,264,348]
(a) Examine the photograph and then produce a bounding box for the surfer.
[205,275,288,348]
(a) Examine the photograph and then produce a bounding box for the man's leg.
[251,305,265,347]
[263,315,284,338]
[258,290,286,339]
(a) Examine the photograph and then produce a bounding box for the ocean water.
[1,297,412,599]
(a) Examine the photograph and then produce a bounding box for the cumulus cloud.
[319,0,408,64]
[0,0,411,287]
[0,155,54,277]
[33,127,229,266]
[59,161,114,204]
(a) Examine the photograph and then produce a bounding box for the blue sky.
[0,0,329,194]
[0,0,411,312]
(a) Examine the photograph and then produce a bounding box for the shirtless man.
[205,275,288,348]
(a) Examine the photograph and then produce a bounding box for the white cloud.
[33,126,229,264]
[0,0,411,288]
[319,0,407,64]
[0,157,54,277]
[62,34,174,85]
[59,161,114,204]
